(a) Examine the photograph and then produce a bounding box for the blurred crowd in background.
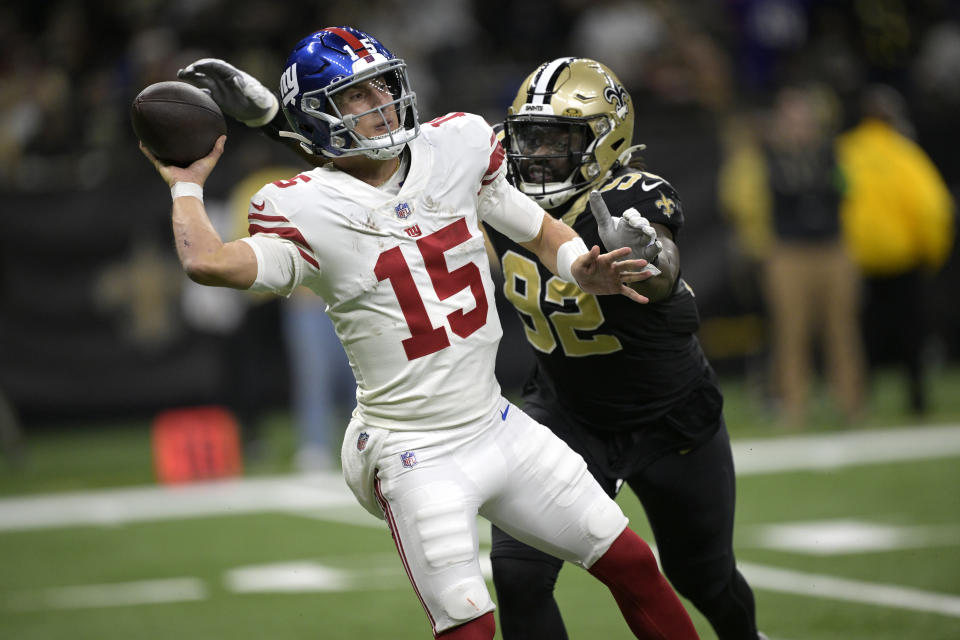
[1,0,958,461]
[3,0,959,190]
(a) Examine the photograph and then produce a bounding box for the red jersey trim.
[483,133,505,185]
[248,223,318,268]
[248,212,289,223]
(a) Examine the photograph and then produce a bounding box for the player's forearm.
[628,238,679,302]
[520,214,577,277]
[171,197,257,289]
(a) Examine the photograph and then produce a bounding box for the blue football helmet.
[278,27,420,160]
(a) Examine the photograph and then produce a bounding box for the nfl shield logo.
[357,432,369,452]
[400,451,417,468]
[394,202,412,219]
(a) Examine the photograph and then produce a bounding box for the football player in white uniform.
[141,27,699,640]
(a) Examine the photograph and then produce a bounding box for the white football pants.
[341,398,629,634]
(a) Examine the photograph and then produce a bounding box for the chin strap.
[278,130,319,156]
[616,143,646,168]
[277,130,311,145]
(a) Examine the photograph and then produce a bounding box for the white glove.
[589,191,663,267]
[177,58,279,127]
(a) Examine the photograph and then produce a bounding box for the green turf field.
[1,368,959,639]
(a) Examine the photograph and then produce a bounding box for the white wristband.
[556,237,589,284]
[171,182,203,202]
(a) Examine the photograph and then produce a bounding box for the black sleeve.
[259,105,289,141]
[255,99,319,165]
[598,169,685,242]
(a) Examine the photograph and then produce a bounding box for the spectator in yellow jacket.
[837,84,955,414]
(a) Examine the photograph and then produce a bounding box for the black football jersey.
[485,166,715,431]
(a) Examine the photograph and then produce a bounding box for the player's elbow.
[181,255,238,288]
[181,240,257,288]
[182,256,220,285]
[630,274,675,302]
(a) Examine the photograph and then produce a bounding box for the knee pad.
[583,498,627,543]
[438,576,493,623]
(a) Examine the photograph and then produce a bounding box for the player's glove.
[589,191,663,265]
[177,58,279,127]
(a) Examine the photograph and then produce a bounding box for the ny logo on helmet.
[281,64,299,106]
[602,73,629,120]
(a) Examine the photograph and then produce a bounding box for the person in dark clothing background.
[837,84,955,416]
[759,84,866,428]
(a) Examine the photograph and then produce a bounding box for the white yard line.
[8,578,207,610]
[732,423,960,474]
[0,472,356,532]
[748,519,960,555]
[6,559,959,620]
[0,424,958,533]
[740,562,960,618]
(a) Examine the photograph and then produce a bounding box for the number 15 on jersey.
[375,218,489,360]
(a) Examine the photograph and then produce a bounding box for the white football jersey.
[241,112,545,431]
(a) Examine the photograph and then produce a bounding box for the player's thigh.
[482,406,626,569]
[522,400,620,497]
[375,448,494,632]
[628,421,736,566]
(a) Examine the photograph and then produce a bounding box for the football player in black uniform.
[176,55,761,640]
[483,57,762,640]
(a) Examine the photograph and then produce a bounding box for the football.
[131,81,227,167]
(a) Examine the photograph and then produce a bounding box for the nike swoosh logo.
[641,180,664,191]
[500,405,510,421]
[252,200,265,211]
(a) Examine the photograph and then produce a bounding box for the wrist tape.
[171,182,203,202]
[556,237,589,284]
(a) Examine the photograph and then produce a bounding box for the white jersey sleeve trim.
[240,235,303,297]
[477,172,545,243]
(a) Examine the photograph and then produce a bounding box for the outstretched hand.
[139,135,226,188]
[571,245,654,304]
[589,191,663,265]
[178,58,279,127]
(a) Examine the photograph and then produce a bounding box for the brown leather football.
[131,81,227,167]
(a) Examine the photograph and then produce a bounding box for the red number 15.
[374,218,488,360]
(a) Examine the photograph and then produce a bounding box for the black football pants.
[490,421,758,639]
